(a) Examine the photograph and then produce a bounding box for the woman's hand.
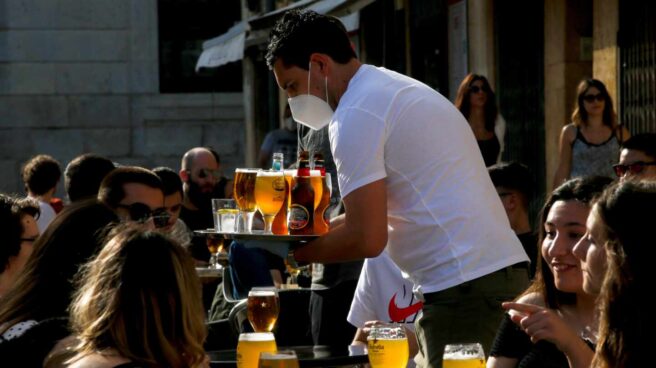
[502,302,579,351]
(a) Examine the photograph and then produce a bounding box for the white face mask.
[288,62,334,131]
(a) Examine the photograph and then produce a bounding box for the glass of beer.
[442,343,486,368]
[234,168,258,233]
[309,169,323,210]
[237,332,277,368]
[367,322,409,368]
[255,170,286,234]
[258,350,300,368]
[247,287,280,332]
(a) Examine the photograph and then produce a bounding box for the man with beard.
[179,147,233,263]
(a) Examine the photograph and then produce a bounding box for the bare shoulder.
[561,124,577,141]
[68,353,131,368]
[516,292,546,307]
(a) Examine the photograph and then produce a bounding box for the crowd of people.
[0,8,654,368]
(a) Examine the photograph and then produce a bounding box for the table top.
[208,345,368,367]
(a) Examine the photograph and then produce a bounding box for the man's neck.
[29,190,52,202]
[333,59,362,108]
[182,197,198,211]
[512,212,532,235]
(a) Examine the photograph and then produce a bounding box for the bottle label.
[322,206,331,227]
[288,204,310,230]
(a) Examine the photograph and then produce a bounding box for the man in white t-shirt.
[266,10,528,367]
[348,252,421,368]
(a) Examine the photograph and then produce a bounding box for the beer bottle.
[313,174,331,234]
[297,150,311,177]
[288,151,314,235]
[271,153,288,235]
[313,152,326,176]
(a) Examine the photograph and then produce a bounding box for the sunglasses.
[612,161,656,177]
[116,202,170,228]
[196,169,221,179]
[20,236,38,243]
[469,85,487,93]
[582,93,605,103]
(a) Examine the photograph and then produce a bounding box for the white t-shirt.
[35,198,56,233]
[330,65,528,295]
[348,252,419,368]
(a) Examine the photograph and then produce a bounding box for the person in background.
[553,79,630,187]
[267,10,527,366]
[153,166,192,246]
[0,194,39,297]
[21,154,62,232]
[455,74,506,166]
[0,200,118,366]
[348,251,420,367]
[65,226,208,368]
[258,104,298,169]
[613,132,656,181]
[488,176,613,368]
[97,166,168,230]
[64,153,116,203]
[488,162,537,278]
[179,147,232,263]
[571,180,656,368]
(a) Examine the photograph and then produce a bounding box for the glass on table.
[247,287,280,332]
[237,332,277,368]
[367,322,409,368]
[255,170,286,234]
[442,343,486,368]
[205,234,224,269]
[259,350,300,368]
[234,168,258,233]
[212,198,238,233]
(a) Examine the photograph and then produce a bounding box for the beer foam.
[258,171,284,177]
[238,332,275,341]
[310,169,322,176]
[236,168,259,173]
[443,351,483,360]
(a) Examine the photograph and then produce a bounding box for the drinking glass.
[247,287,280,332]
[255,170,286,234]
[237,332,277,368]
[212,198,238,233]
[309,169,323,210]
[367,322,409,368]
[442,343,486,368]
[234,168,258,233]
[258,350,300,368]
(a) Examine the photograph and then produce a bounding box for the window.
[158,0,243,93]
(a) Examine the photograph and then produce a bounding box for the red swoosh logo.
[388,292,423,322]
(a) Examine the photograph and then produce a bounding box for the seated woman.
[0,200,118,366]
[572,180,656,368]
[67,226,208,368]
[487,176,612,368]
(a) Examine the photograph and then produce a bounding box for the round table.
[208,345,368,367]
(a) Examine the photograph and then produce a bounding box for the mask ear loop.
[307,61,312,95]
[325,76,329,105]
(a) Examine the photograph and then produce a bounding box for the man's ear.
[179,169,189,183]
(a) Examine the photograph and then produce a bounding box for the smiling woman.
[488,176,613,368]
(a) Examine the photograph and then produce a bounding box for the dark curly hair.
[266,9,356,70]
[21,154,62,196]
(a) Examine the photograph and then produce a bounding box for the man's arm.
[294,179,388,263]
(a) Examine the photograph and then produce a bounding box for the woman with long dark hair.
[455,73,506,166]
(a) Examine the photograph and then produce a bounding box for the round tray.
[194,229,319,242]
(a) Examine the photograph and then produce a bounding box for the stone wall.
[0,0,245,197]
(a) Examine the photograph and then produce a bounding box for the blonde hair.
[69,225,206,367]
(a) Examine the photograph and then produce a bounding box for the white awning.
[196,0,374,70]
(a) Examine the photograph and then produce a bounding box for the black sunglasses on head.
[583,93,605,103]
[612,161,656,177]
[116,202,170,228]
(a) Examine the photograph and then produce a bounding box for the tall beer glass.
[255,170,286,234]
[442,343,486,368]
[367,323,409,368]
[237,332,277,368]
[258,350,300,368]
[247,288,280,332]
[309,170,323,210]
[234,168,258,233]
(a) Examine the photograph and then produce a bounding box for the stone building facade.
[0,0,245,197]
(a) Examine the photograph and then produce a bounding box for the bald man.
[179,147,233,263]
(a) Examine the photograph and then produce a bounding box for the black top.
[113,363,145,368]
[478,135,501,167]
[517,232,538,279]
[0,317,69,367]
[490,314,594,368]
